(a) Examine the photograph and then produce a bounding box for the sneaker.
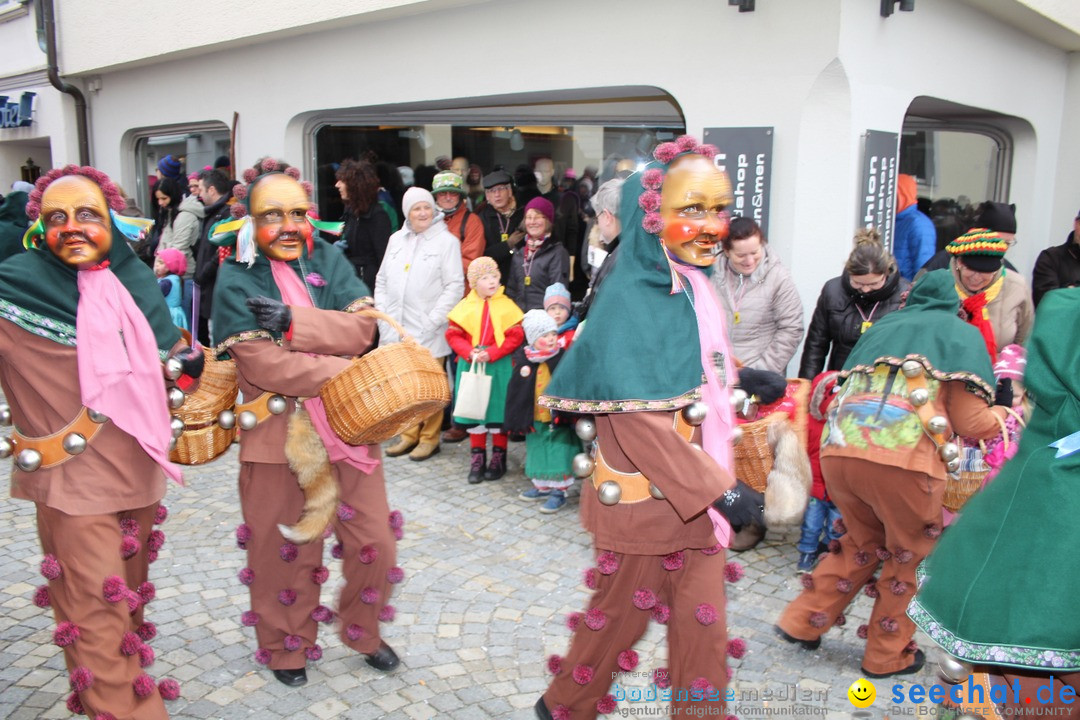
[467,449,486,484]
[862,649,926,679]
[539,491,567,514]
[796,551,820,573]
[485,446,507,480]
[520,488,552,501]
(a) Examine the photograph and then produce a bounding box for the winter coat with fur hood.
[710,248,804,375]
[158,193,204,280]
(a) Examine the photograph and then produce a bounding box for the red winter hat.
[524,196,555,225]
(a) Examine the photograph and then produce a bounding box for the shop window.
[128,123,231,213]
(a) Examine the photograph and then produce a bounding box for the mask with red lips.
[659,155,733,267]
[249,173,313,262]
[40,175,114,269]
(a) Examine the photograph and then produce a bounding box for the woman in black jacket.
[798,229,910,378]
[335,158,392,291]
[506,197,569,311]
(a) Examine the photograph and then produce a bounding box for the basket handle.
[353,305,416,344]
[1003,406,1026,428]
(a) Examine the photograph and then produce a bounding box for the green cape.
[0,215,180,355]
[841,269,995,401]
[539,162,705,413]
[908,287,1080,671]
[0,190,29,263]
[212,236,370,353]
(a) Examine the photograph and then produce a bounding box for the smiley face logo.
[848,678,876,708]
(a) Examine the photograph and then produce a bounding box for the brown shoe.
[408,443,441,461]
[385,437,418,457]
[441,427,468,443]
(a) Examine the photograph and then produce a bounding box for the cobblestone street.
[1,438,939,719]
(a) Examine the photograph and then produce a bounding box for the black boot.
[485,446,507,480]
[467,448,486,484]
[272,668,308,687]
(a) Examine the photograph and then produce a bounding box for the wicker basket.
[734,378,810,493]
[169,348,239,465]
[942,408,1021,512]
[320,308,451,445]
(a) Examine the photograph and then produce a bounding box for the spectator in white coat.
[376,187,464,461]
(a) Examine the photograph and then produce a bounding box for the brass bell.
[0,436,12,458]
[574,417,597,443]
[732,426,744,445]
[909,388,930,407]
[946,457,961,473]
[167,387,186,410]
[88,409,109,423]
[170,417,185,439]
[16,448,42,472]
[0,403,11,426]
[218,409,236,430]
[62,432,87,455]
[597,480,622,506]
[682,401,708,427]
[267,395,288,415]
[648,483,665,500]
[937,654,973,684]
[939,442,959,462]
[572,452,595,479]
[165,357,184,380]
[901,360,924,378]
[927,415,948,435]
[238,411,258,431]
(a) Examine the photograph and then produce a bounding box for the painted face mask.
[40,175,114,269]
[659,155,733,267]
[249,174,312,262]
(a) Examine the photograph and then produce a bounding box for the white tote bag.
[452,359,492,421]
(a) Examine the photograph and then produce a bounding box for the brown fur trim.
[763,420,811,526]
[279,408,339,544]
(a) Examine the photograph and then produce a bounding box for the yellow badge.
[860,320,873,334]
[501,233,509,242]
[524,276,531,286]
[733,311,741,324]
[404,264,410,272]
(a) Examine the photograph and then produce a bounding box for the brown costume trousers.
[239,459,396,669]
[544,548,729,719]
[777,456,942,674]
[37,502,168,720]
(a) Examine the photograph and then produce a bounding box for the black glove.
[174,345,205,379]
[712,480,765,531]
[737,367,787,405]
[246,296,292,332]
[994,378,1014,408]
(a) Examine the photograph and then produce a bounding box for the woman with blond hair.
[799,228,910,379]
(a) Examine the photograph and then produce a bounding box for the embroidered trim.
[0,299,77,347]
[215,329,276,354]
[343,297,375,313]
[842,353,993,403]
[538,388,701,414]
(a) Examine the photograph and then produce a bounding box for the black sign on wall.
[704,127,773,236]
[857,130,899,252]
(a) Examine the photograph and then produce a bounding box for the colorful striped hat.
[946,228,1008,272]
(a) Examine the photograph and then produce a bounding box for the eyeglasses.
[849,276,886,291]
[485,184,511,194]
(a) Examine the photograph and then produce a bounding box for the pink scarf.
[269,260,379,473]
[76,266,181,483]
[674,263,738,548]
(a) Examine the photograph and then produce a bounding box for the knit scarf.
[270,260,378,473]
[956,272,1004,363]
[524,343,559,364]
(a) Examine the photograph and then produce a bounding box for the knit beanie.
[947,228,1007,273]
[157,247,187,276]
[524,196,555,225]
[974,201,1017,234]
[402,186,436,222]
[10,180,34,194]
[431,171,466,196]
[522,309,558,345]
[157,155,183,180]
[543,282,572,311]
[466,256,500,289]
[993,343,1026,381]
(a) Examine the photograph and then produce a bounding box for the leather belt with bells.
[233,392,288,429]
[9,407,108,471]
[592,412,696,504]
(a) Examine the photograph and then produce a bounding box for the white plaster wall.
[0,7,46,77]
[0,85,78,187]
[1050,51,1080,247]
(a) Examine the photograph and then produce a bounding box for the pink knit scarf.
[674,263,737,548]
[76,266,181,483]
[269,260,378,473]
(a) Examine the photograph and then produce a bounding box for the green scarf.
[841,269,995,401]
[212,236,370,353]
[0,217,180,355]
[540,162,705,413]
[908,287,1080,669]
